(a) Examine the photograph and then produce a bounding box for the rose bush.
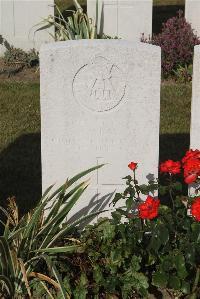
[47,149,200,298]
[110,150,200,298]
[2,150,200,298]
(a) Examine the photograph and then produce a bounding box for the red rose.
[128,162,137,171]
[182,150,200,184]
[182,149,200,164]
[185,173,198,184]
[160,160,181,175]
[191,197,200,221]
[138,195,160,220]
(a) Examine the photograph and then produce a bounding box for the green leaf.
[112,193,122,206]
[168,275,181,290]
[0,237,15,279]
[149,235,161,252]
[159,185,168,196]
[191,223,200,242]
[174,253,187,279]
[181,281,190,294]
[33,245,84,254]
[0,275,14,296]
[185,245,195,264]
[152,271,168,288]
[172,181,182,192]
[41,255,69,299]
[159,225,169,245]
[126,197,133,211]
[111,211,122,223]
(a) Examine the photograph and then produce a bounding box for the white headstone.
[87,0,152,41]
[0,0,54,55]
[40,40,161,219]
[190,45,200,150]
[185,0,200,37]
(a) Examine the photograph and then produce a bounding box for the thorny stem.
[133,170,144,231]
[133,170,140,201]
[169,174,175,211]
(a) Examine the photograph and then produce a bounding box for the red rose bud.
[182,151,200,184]
[191,197,200,221]
[160,160,181,175]
[138,195,160,220]
[184,173,198,184]
[128,162,138,171]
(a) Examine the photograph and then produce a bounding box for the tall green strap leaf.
[47,210,106,248]
[40,181,85,234]
[41,255,70,299]
[32,245,84,255]
[39,185,88,249]
[67,164,104,187]
[0,275,14,297]
[0,237,15,279]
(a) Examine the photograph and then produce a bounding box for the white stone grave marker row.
[185,0,200,38]
[87,0,153,41]
[0,0,54,55]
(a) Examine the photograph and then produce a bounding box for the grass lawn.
[0,82,192,213]
[154,0,185,6]
[0,83,41,214]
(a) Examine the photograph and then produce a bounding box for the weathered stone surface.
[40,40,161,219]
[190,46,200,152]
[87,0,152,41]
[0,0,54,55]
[185,0,200,37]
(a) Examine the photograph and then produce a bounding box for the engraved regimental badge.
[72,56,126,112]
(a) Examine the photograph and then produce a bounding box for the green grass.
[153,0,185,6]
[55,0,185,11]
[0,83,41,214]
[160,83,191,162]
[0,82,192,213]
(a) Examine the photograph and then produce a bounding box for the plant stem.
[169,174,175,210]
[192,267,200,294]
[133,170,140,201]
[169,187,174,210]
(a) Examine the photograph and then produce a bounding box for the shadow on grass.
[0,133,41,216]
[153,5,185,34]
[159,133,190,200]
[159,133,190,162]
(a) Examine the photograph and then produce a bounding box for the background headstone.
[185,0,200,37]
[0,0,54,55]
[40,40,161,219]
[188,45,200,195]
[190,45,200,152]
[87,0,153,41]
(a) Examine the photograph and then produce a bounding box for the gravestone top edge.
[40,40,161,54]
[87,0,152,2]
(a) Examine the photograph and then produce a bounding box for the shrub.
[37,0,97,40]
[4,47,39,68]
[37,0,114,41]
[55,150,200,298]
[142,11,200,78]
[0,165,102,298]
